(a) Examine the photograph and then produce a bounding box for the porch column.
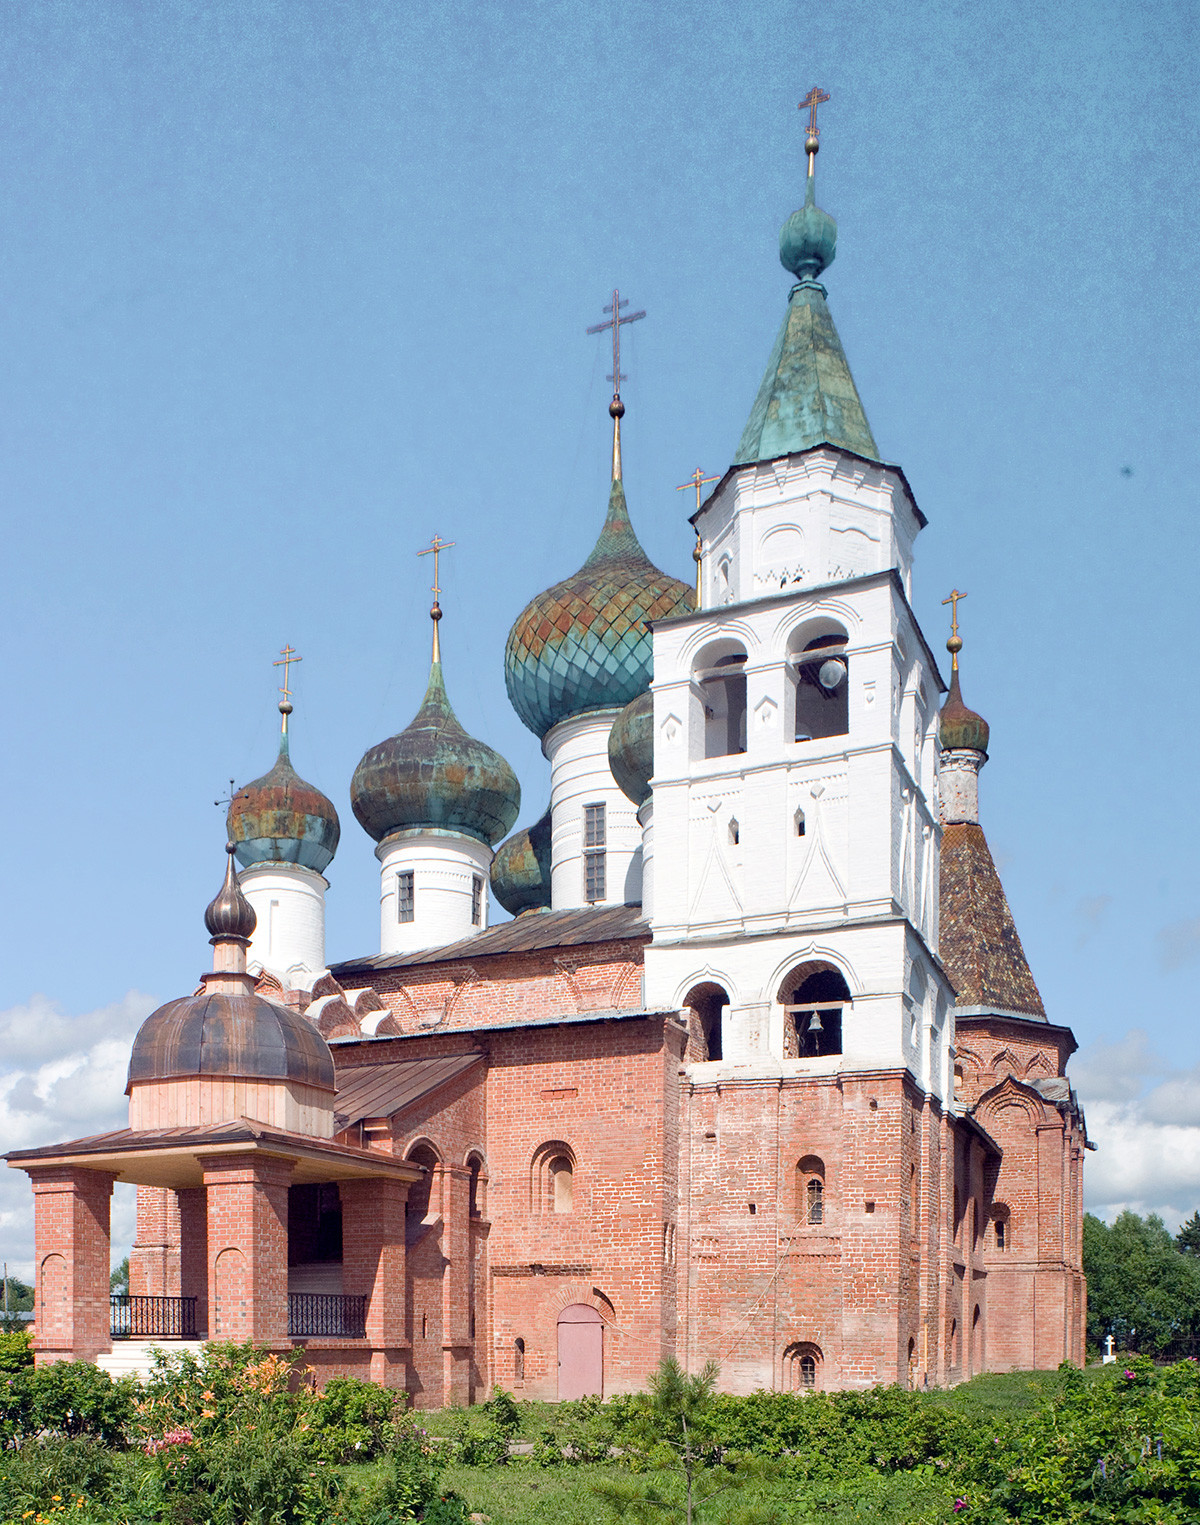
[199,1154,294,1345]
[177,1187,209,1338]
[26,1166,117,1364]
[341,1177,409,1388]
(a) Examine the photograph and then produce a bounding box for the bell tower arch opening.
[780,963,850,1058]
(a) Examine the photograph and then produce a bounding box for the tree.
[0,1276,34,1328]
[110,1257,130,1295]
[1176,1211,1200,1257]
[1084,1210,1200,1355]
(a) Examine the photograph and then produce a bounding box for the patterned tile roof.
[939,821,1046,1019]
[228,734,341,874]
[490,805,552,915]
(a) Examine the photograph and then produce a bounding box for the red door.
[557,1303,603,1399]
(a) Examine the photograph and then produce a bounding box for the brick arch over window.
[990,1202,1010,1251]
[683,981,729,1062]
[405,1140,440,1223]
[796,1155,826,1224]
[531,1142,576,1213]
[465,1150,487,1218]
[783,1340,823,1391]
[779,961,849,1058]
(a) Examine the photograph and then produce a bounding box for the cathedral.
[8,110,1088,1403]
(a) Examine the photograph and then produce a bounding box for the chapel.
[9,108,1088,1402]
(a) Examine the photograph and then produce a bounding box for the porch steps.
[97,1340,206,1383]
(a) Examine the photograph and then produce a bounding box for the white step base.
[97,1340,206,1383]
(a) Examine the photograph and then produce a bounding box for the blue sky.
[0,0,1197,1268]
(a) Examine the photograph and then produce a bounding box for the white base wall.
[239,861,328,992]
[545,709,643,909]
[378,829,493,955]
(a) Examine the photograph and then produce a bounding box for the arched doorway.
[557,1303,603,1400]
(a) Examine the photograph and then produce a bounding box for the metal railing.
[288,1292,368,1338]
[111,1294,198,1339]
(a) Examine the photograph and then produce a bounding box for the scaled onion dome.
[608,689,654,807]
[504,421,693,739]
[351,624,521,848]
[939,634,990,754]
[127,844,335,1095]
[227,703,340,874]
[490,805,552,915]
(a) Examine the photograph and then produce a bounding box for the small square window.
[471,874,484,927]
[397,871,415,923]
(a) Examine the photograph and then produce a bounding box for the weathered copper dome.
[608,689,654,807]
[504,479,693,740]
[351,657,521,847]
[939,665,990,754]
[490,805,552,915]
[128,992,335,1093]
[228,733,340,875]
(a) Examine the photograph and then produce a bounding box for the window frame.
[397,870,415,923]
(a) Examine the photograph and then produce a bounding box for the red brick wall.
[27,1166,116,1364]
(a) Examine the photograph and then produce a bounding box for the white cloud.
[0,992,154,1281]
[1076,1028,1200,1232]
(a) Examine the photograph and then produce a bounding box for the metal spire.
[418,533,455,663]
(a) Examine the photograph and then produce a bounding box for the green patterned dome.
[608,690,654,807]
[505,479,693,739]
[228,729,340,875]
[351,655,521,847]
[490,805,552,915]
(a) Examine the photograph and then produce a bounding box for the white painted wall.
[377,828,492,955]
[239,861,328,992]
[544,710,643,910]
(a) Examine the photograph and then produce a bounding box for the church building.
[8,109,1087,1402]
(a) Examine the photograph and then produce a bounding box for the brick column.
[177,1188,209,1338]
[26,1166,117,1364]
[130,1186,181,1296]
[341,1177,409,1388]
[199,1154,294,1345]
[441,1165,472,1406]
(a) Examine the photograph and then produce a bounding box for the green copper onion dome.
[228,708,341,875]
[490,804,553,915]
[351,643,521,848]
[939,639,990,754]
[608,690,654,807]
[505,476,693,740]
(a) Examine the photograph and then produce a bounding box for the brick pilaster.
[341,1177,409,1388]
[26,1166,117,1364]
[199,1154,294,1344]
[177,1187,209,1337]
[441,1165,472,1405]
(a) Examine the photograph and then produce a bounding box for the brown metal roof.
[331,904,648,975]
[939,822,1046,1019]
[333,1054,482,1129]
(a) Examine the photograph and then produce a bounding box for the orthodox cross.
[587,289,646,399]
[800,86,831,173]
[418,533,455,658]
[942,589,968,670]
[677,469,721,606]
[273,644,302,733]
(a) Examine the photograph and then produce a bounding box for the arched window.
[467,1152,485,1218]
[532,1142,576,1213]
[405,1143,440,1224]
[683,982,728,1062]
[991,1206,1010,1251]
[693,640,748,759]
[789,624,849,744]
[514,1337,525,1382]
[796,1155,826,1225]
[949,1317,959,1371]
[780,963,849,1058]
[783,1341,822,1391]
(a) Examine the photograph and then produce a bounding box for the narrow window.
[514,1338,525,1381]
[807,1178,824,1225]
[795,809,806,837]
[551,1156,573,1213]
[800,1355,816,1388]
[397,871,415,923]
[471,874,484,926]
[995,1219,1006,1250]
[584,803,606,903]
[728,818,739,846]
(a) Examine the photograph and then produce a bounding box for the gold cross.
[676,467,720,512]
[800,86,831,138]
[941,589,968,639]
[417,533,455,600]
[273,644,301,703]
[586,288,646,399]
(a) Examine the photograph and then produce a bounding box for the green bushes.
[0,1360,136,1448]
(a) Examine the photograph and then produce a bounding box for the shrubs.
[0,1360,136,1447]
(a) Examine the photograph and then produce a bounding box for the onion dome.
[608,690,654,807]
[939,634,990,754]
[351,652,521,848]
[228,713,340,875]
[490,805,552,915]
[504,478,693,740]
[205,842,257,940]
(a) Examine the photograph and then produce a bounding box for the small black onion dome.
[939,664,990,754]
[351,658,521,847]
[490,805,552,915]
[127,991,335,1092]
[608,689,654,807]
[205,843,257,940]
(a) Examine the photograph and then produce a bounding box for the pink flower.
[954,1500,968,1512]
[1124,1369,1135,1379]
